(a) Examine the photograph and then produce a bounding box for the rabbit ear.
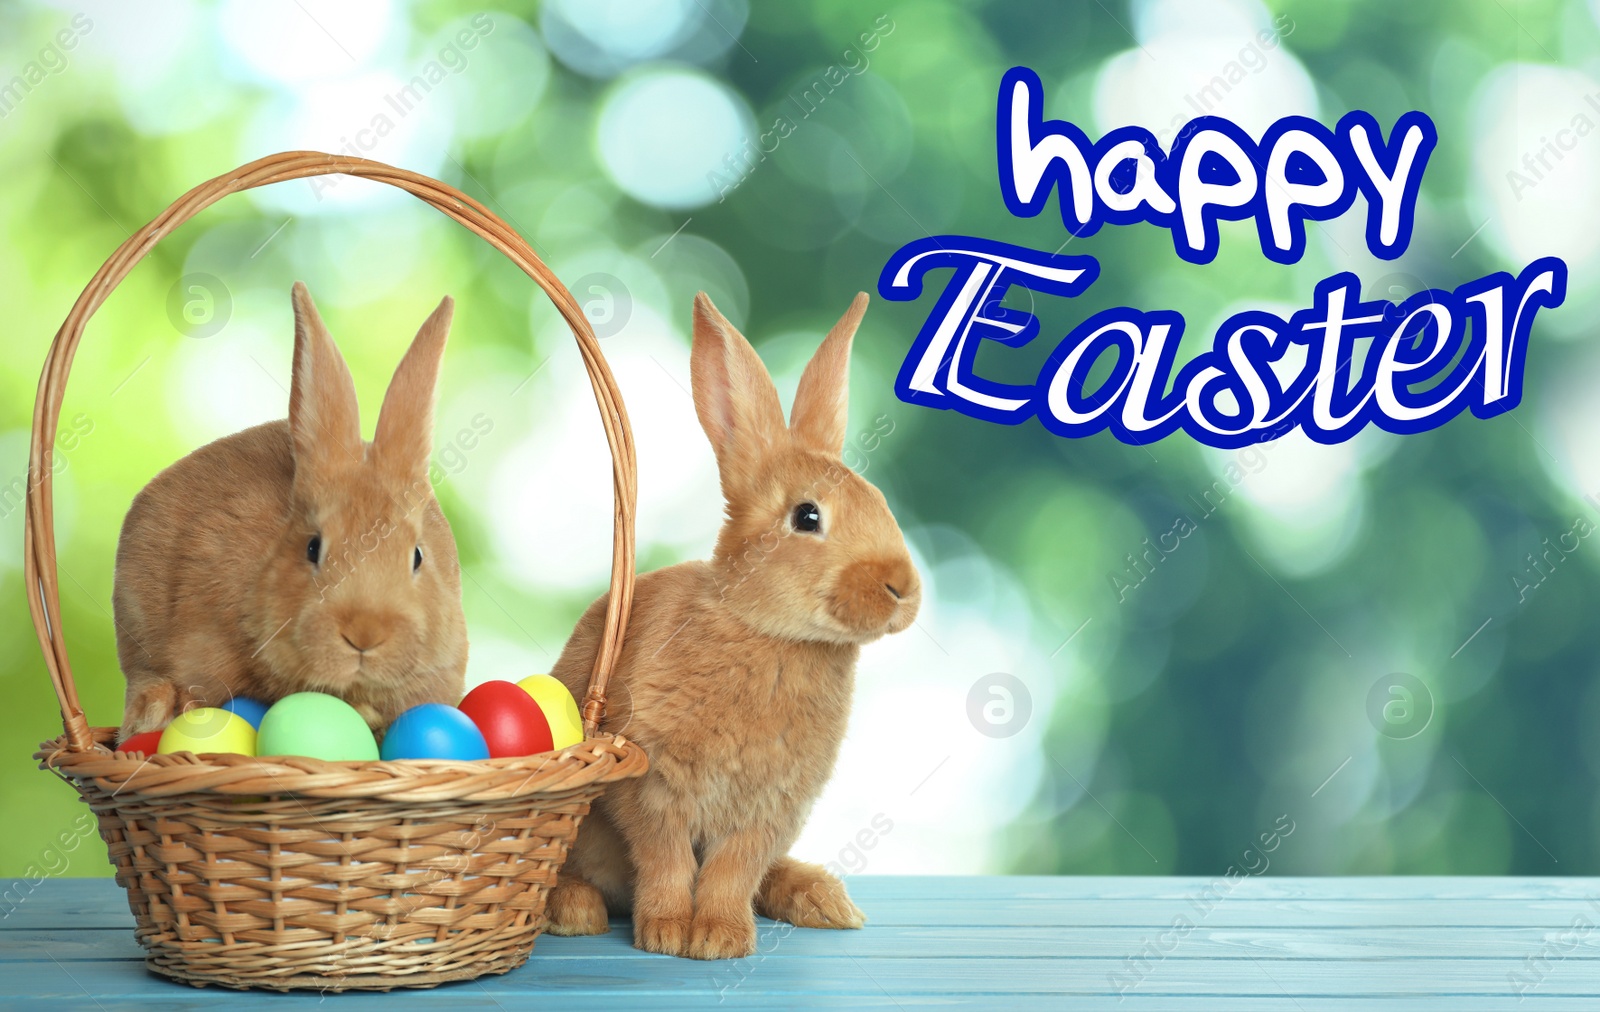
[790,292,867,454]
[373,296,453,484]
[691,292,785,491]
[289,282,363,477]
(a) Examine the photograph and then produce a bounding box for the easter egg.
[257,692,379,762]
[158,708,257,757]
[220,695,270,728]
[381,703,490,761]
[516,674,585,750]
[458,680,553,758]
[114,729,164,756]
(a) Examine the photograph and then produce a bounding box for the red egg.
[458,680,554,758]
[115,729,164,756]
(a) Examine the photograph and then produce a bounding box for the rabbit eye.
[792,502,822,533]
[306,534,322,565]
[413,545,424,572]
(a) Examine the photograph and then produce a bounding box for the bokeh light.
[596,67,755,209]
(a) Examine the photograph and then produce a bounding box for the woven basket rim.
[38,727,648,803]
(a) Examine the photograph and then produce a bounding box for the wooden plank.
[15,923,1600,963]
[4,955,1600,999]
[0,905,134,930]
[846,898,1600,928]
[465,955,1600,997]
[12,880,1600,930]
[851,875,1600,902]
[4,997,1600,1012]
[15,874,1600,904]
[15,873,1600,906]
[0,876,136,929]
[0,929,143,961]
[11,900,1600,932]
[8,877,1600,1007]
[0,960,506,1009]
[7,999,1600,1012]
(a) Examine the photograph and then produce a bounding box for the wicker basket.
[25,151,648,991]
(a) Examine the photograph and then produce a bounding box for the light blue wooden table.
[4,875,1599,1008]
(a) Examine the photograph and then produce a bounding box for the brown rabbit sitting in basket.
[112,283,468,740]
[547,292,920,960]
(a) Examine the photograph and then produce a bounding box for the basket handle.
[25,151,636,749]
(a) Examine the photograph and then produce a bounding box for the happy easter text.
[877,67,1569,448]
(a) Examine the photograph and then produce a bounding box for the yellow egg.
[158,707,257,757]
[516,674,585,749]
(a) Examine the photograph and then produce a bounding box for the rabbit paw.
[633,914,692,956]
[687,911,757,960]
[546,877,610,936]
[757,858,865,929]
[120,681,182,740]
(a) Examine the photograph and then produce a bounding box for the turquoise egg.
[381,703,491,761]
[221,695,269,728]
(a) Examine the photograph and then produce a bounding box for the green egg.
[256,692,379,762]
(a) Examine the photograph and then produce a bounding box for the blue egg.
[381,703,491,761]
[221,695,270,729]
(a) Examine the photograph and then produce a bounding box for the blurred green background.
[4,0,1599,881]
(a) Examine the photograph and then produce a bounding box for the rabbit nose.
[341,632,386,653]
[885,560,919,601]
[829,558,919,634]
[340,617,388,653]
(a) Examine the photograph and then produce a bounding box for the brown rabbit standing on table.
[113,283,468,740]
[547,292,921,960]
